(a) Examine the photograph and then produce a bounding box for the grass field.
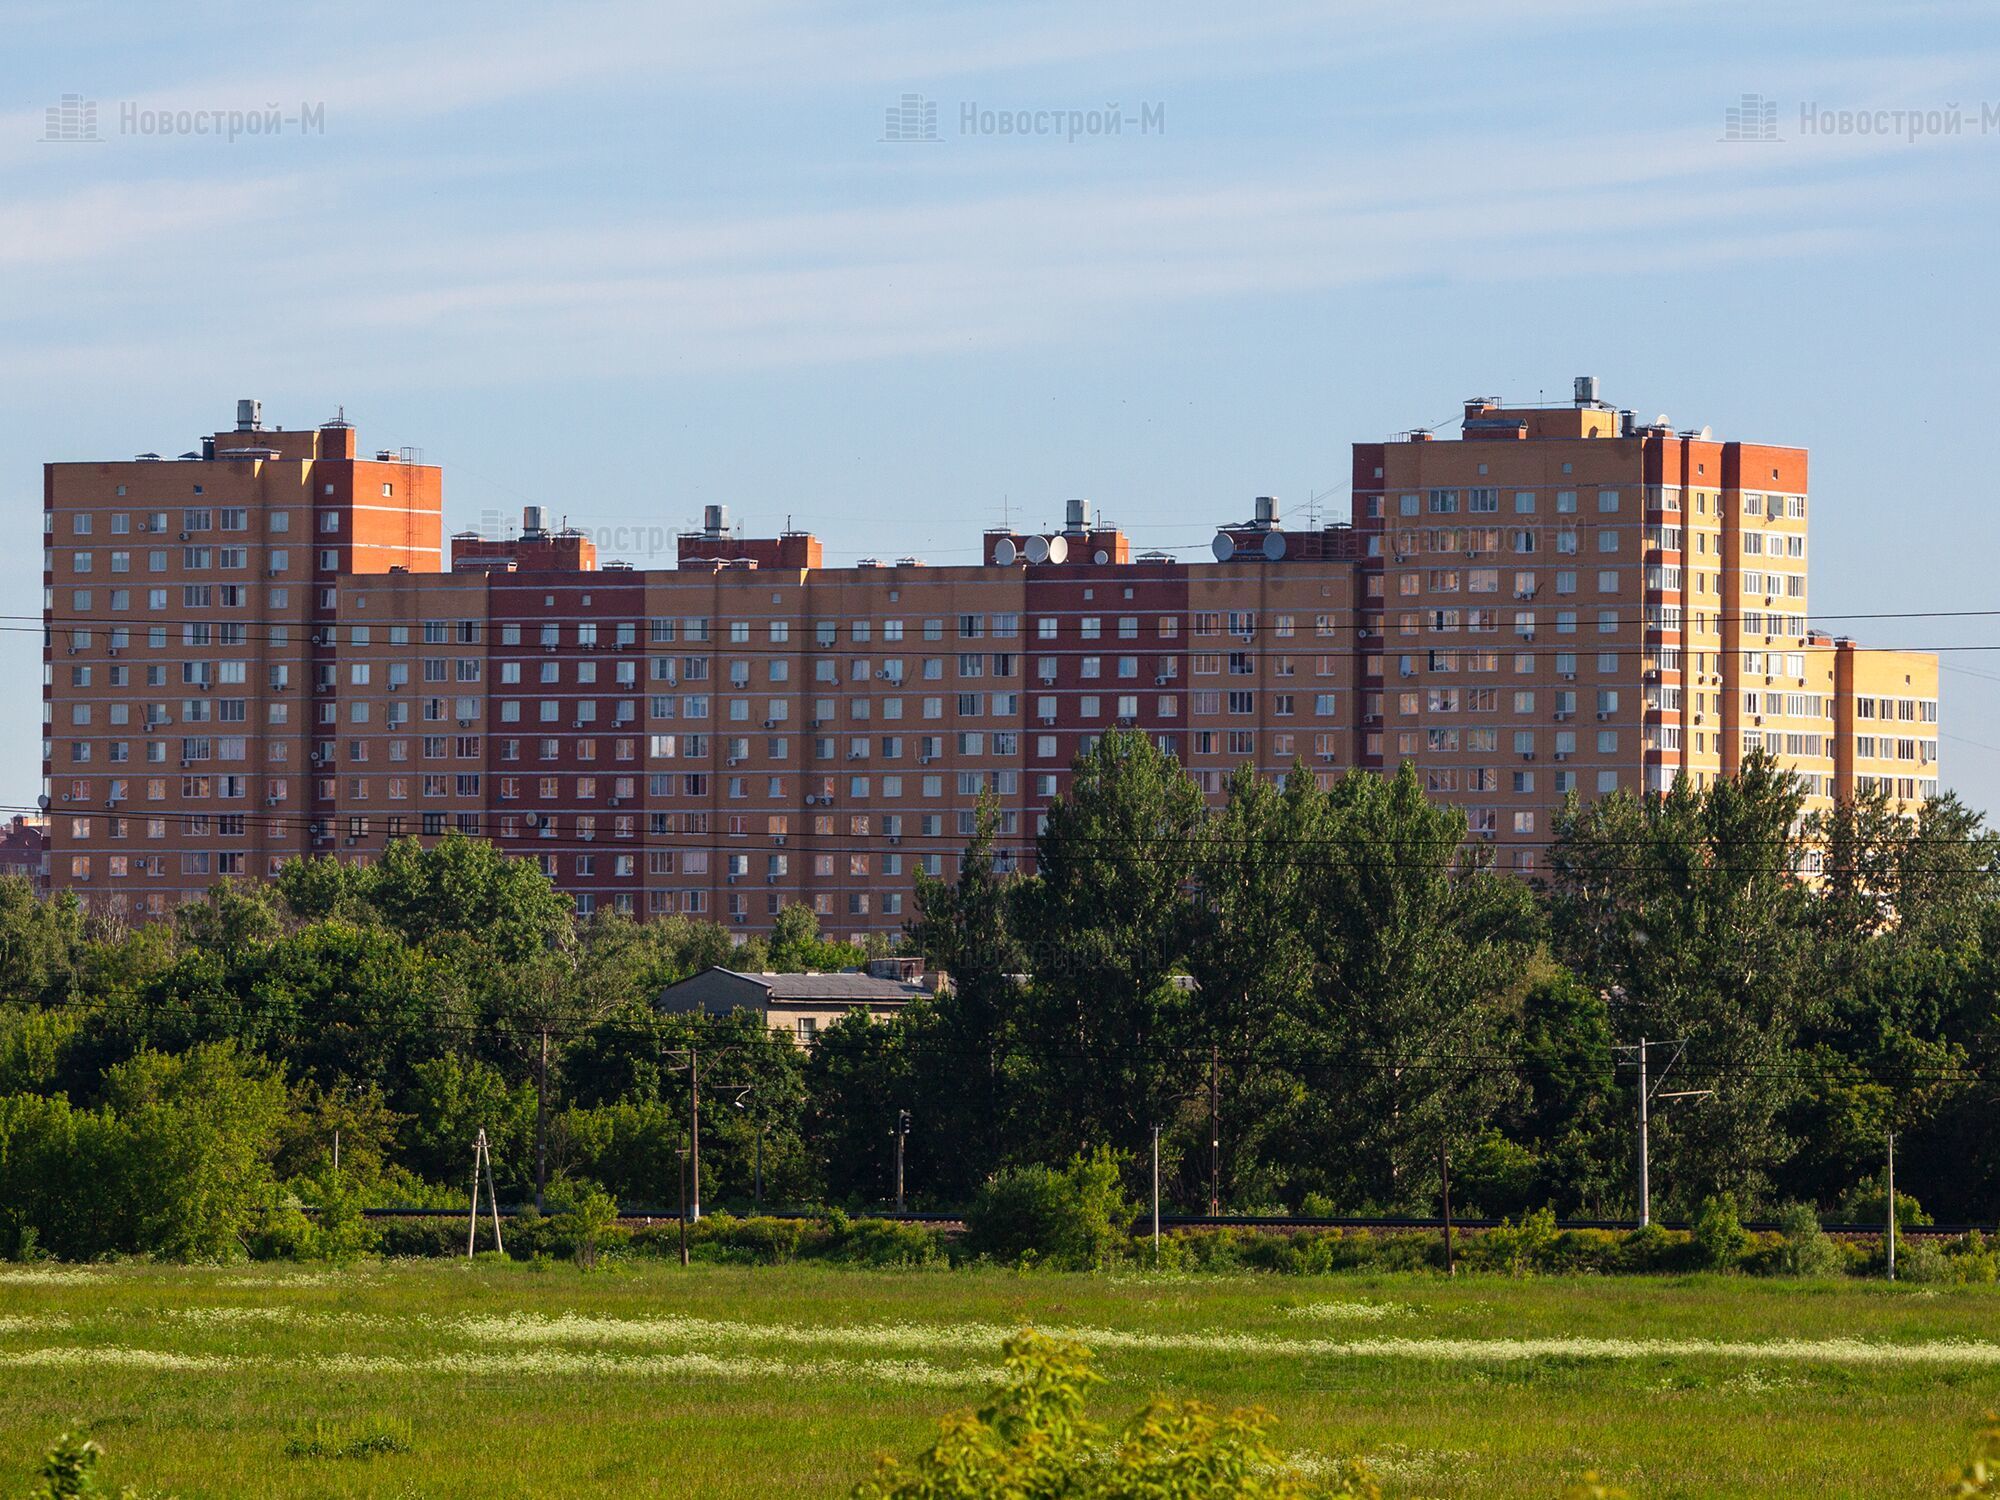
[1,1260,1997,1498]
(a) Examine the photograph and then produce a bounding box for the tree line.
[1,731,1996,1257]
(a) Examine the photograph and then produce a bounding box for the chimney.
[235,398,262,433]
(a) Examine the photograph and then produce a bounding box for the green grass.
[0,1259,1996,1498]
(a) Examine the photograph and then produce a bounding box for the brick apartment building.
[41,384,1939,939]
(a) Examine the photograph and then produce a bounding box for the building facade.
[42,386,1939,937]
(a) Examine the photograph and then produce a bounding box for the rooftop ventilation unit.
[1253,495,1280,529]
[522,504,547,538]
[1064,498,1092,533]
[1573,375,1600,407]
[236,398,262,432]
[703,503,729,537]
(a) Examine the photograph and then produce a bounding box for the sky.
[4,0,1998,809]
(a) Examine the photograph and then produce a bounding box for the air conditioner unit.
[1596,712,1611,721]
[1561,672,1576,681]
[888,835,901,845]
[762,719,777,729]
[1553,711,1570,721]
[1555,752,1569,762]
[773,835,786,845]
[107,648,119,658]
[1521,753,1536,762]
[733,913,746,924]
[177,531,189,541]
[727,874,737,884]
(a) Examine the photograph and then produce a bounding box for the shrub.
[1765,1202,1843,1278]
[541,1177,623,1268]
[1470,1208,1559,1275]
[964,1149,1134,1271]
[29,1432,166,1500]
[1834,1173,1933,1229]
[1691,1195,1749,1272]
[853,1328,1375,1499]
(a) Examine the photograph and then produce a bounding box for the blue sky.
[5,0,1999,809]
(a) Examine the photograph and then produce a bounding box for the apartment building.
[42,387,1939,937]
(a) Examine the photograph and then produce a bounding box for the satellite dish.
[1211,532,1237,562]
[1045,535,1069,564]
[993,537,1018,566]
[1025,535,1050,564]
[1093,549,1109,565]
[1262,531,1287,561]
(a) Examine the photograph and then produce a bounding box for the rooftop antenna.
[1000,493,1012,529]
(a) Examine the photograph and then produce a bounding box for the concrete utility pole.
[1887,1131,1898,1282]
[535,1026,550,1213]
[689,1045,701,1222]
[677,1147,690,1267]
[1152,1123,1162,1260]
[1209,1043,1221,1217]
[1440,1141,1455,1277]
[1616,1037,1710,1227]
[1637,1036,1649,1228]
[894,1109,911,1214]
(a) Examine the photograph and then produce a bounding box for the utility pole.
[1151,1123,1162,1261]
[689,1044,701,1223]
[894,1109,911,1215]
[467,1128,504,1258]
[677,1147,690,1267]
[1637,1036,1649,1228]
[1615,1037,1710,1228]
[1440,1141,1455,1278]
[535,1026,550,1213]
[1886,1131,1897,1282]
[1209,1043,1221,1217]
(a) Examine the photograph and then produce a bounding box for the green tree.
[1014,730,1207,1162]
[1549,754,1816,1211]
[1289,764,1540,1210]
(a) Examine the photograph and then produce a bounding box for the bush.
[854,1328,1375,1499]
[1764,1202,1842,1278]
[1691,1195,1749,1271]
[1834,1173,1933,1229]
[964,1149,1135,1271]
[1468,1208,1559,1275]
[541,1177,623,1268]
